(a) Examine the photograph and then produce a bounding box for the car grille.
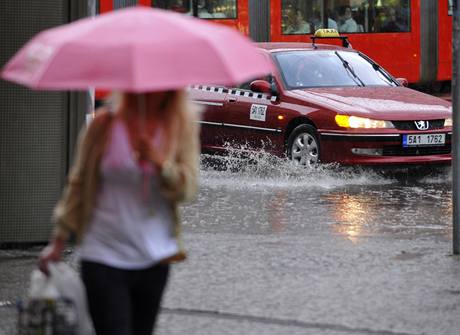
[382,145,451,156]
[391,120,445,130]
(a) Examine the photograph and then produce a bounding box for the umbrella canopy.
[1,6,272,92]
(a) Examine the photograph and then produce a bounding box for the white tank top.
[78,119,179,269]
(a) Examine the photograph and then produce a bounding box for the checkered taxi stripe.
[190,85,277,102]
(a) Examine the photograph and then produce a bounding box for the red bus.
[97,0,452,87]
[99,0,249,33]
[270,0,452,88]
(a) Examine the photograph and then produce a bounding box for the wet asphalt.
[1,159,460,335]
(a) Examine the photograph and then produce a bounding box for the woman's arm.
[53,110,112,235]
[159,110,200,203]
[38,233,66,274]
[39,110,112,272]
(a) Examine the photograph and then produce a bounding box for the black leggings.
[81,261,169,335]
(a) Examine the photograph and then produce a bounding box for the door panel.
[188,86,228,154]
[221,88,285,155]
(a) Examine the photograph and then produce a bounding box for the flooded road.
[185,154,452,240]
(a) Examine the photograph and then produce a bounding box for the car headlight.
[444,118,453,127]
[335,115,394,129]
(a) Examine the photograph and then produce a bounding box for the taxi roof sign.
[311,29,352,49]
[314,29,340,38]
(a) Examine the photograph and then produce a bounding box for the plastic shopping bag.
[18,262,93,335]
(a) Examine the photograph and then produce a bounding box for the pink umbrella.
[1,6,272,92]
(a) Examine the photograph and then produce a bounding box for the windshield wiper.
[334,51,365,87]
[358,52,395,86]
[371,62,396,86]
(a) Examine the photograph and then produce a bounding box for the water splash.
[200,147,396,190]
[417,166,451,184]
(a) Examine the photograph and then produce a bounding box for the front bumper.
[319,130,452,166]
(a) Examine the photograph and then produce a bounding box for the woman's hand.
[137,135,165,170]
[38,237,65,275]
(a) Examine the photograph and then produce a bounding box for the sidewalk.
[1,231,460,335]
[155,233,460,335]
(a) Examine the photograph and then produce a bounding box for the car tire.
[287,124,320,167]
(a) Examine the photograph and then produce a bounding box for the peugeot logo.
[414,120,429,130]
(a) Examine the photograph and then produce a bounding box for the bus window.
[281,0,322,35]
[113,0,138,9]
[369,0,410,33]
[448,0,453,16]
[151,0,237,18]
[152,0,192,14]
[281,0,410,35]
[197,0,237,19]
[340,0,411,33]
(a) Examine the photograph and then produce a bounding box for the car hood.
[289,87,452,120]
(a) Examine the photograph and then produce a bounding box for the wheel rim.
[291,132,319,167]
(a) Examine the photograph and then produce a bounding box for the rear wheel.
[287,124,320,167]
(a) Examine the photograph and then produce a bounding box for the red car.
[189,40,452,167]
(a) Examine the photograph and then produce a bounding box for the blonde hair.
[105,90,194,159]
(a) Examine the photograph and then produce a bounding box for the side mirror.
[396,78,408,87]
[250,80,272,94]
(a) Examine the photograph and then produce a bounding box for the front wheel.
[287,124,320,167]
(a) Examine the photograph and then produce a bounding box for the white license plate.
[402,134,446,147]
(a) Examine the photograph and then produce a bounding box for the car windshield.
[273,50,397,89]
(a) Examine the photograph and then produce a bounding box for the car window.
[273,50,397,89]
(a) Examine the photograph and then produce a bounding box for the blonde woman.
[39,90,200,335]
